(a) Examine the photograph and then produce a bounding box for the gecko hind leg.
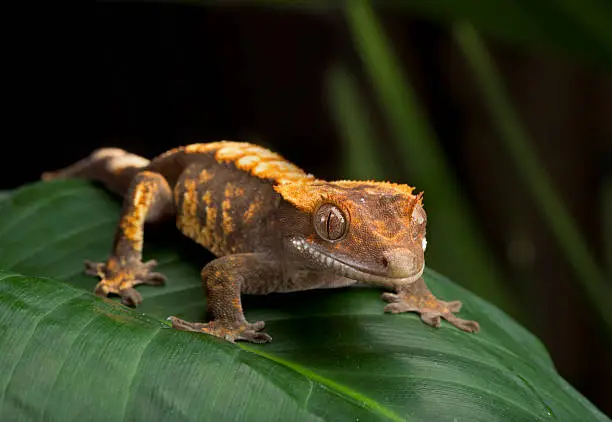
[382,277,480,333]
[89,170,174,307]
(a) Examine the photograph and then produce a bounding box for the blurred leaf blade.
[0,180,608,421]
[245,0,612,69]
[390,0,612,69]
[344,0,518,315]
[326,64,388,180]
[605,175,612,280]
[454,22,612,335]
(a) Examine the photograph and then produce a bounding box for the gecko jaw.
[289,237,423,285]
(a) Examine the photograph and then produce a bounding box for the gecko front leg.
[87,170,174,306]
[382,277,480,333]
[170,253,281,343]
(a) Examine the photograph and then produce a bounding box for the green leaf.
[0,180,608,421]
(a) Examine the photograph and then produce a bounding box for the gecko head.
[276,180,427,284]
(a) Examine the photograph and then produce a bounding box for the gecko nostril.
[381,257,389,268]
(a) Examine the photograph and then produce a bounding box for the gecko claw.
[85,256,166,307]
[119,287,143,307]
[169,316,272,344]
[382,278,480,333]
[142,259,159,270]
[94,281,143,307]
[381,292,401,303]
[84,260,106,277]
[142,272,167,285]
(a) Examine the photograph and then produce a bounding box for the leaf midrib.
[240,344,406,422]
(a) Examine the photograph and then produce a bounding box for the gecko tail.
[41,148,151,196]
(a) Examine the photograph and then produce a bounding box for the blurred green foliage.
[326,65,388,181]
[606,176,612,281]
[342,0,518,315]
[339,0,611,333]
[258,0,612,339]
[454,22,612,333]
[248,0,612,69]
[216,0,612,332]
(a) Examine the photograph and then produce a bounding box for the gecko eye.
[313,203,348,242]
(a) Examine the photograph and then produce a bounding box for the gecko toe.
[84,260,106,277]
[420,312,442,328]
[142,259,159,270]
[384,302,414,314]
[84,256,166,307]
[444,300,463,313]
[248,320,266,331]
[141,272,166,285]
[170,316,272,343]
[94,280,111,297]
[169,316,205,332]
[237,330,272,344]
[382,278,480,334]
[120,287,143,307]
[444,314,480,333]
[381,292,401,303]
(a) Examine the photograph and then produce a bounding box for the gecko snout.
[381,248,423,278]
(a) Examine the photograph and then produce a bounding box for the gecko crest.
[274,179,422,214]
[183,141,315,185]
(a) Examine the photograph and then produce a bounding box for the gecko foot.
[169,316,272,344]
[382,278,480,333]
[84,258,166,307]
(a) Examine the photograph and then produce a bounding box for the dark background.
[4,2,611,415]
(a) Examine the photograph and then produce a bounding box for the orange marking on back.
[222,183,237,235]
[198,168,213,184]
[235,155,260,168]
[180,141,314,185]
[243,197,262,223]
[199,191,219,252]
[177,178,201,242]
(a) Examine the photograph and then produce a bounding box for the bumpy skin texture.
[42,141,479,342]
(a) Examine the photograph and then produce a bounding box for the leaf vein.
[0,186,91,239]
[41,309,103,419]
[1,290,86,404]
[3,218,116,269]
[121,326,163,421]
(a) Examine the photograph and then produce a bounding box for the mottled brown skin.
[42,141,479,343]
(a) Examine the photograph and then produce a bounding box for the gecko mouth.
[289,237,423,285]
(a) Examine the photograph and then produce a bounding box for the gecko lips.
[289,237,424,284]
